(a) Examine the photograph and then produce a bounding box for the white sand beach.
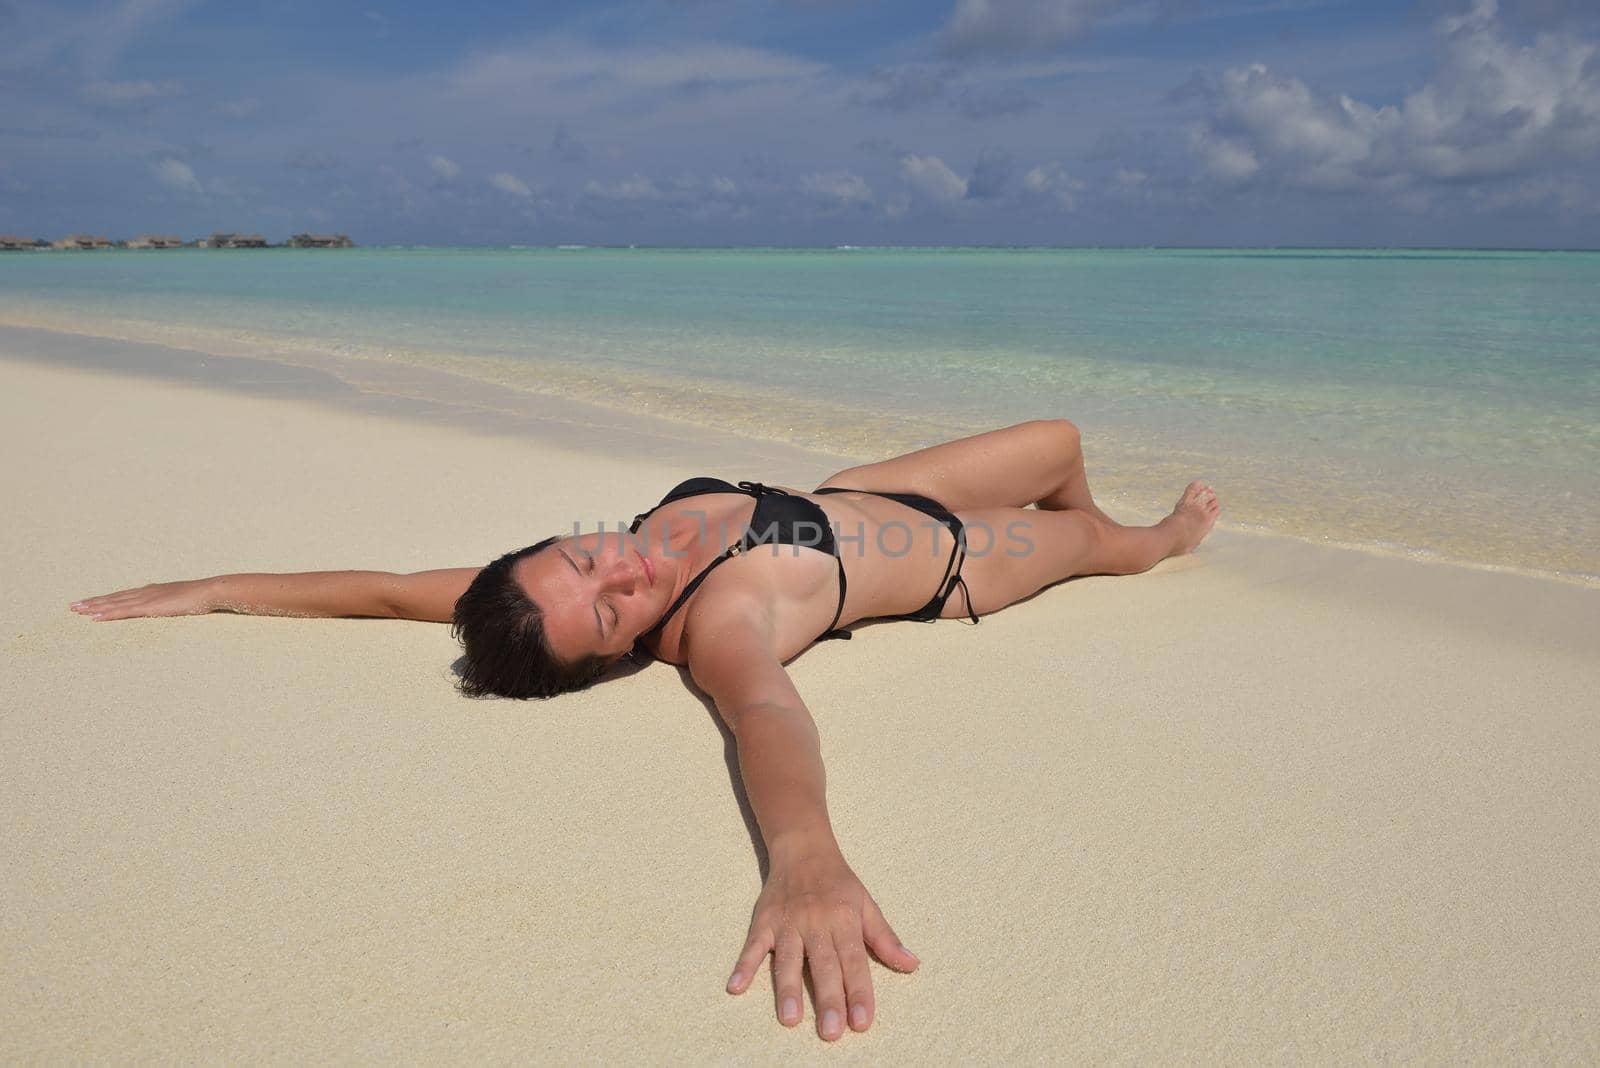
[3,333,1597,1061]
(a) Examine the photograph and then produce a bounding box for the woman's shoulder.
[645,582,768,667]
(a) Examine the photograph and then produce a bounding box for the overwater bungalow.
[286,232,355,248]
[126,234,184,249]
[51,234,115,250]
[0,235,44,251]
[204,232,270,249]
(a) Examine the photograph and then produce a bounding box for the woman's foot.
[1167,481,1220,555]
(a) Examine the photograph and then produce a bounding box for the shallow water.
[3,246,1596,580]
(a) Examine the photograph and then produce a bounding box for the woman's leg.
[816,419,1112,521]
[946,483,1219,616]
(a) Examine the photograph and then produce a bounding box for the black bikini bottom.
[814,487,980,625]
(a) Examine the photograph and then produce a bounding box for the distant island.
[0,232,356,251]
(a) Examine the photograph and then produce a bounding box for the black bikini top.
[629,478,851,645]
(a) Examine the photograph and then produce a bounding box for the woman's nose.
[603,557,640,593]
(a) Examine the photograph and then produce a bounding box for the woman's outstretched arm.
[69,568,480,623]
[687,596,920,1042]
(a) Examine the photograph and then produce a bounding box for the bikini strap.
[946,529,980,625]
[818,556,851,641]
[642,535,752,639]
[925,531,963,615]
[953,572,979,625]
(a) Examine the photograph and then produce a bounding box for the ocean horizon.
[3,246,1596,582]
[14,242,1600,250]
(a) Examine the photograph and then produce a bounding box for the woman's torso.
[641,486,959,665]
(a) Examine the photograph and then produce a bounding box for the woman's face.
[512,530,665,663]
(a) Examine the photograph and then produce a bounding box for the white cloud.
[489,171,532,198]
[584,174,663,201]
[1440,0,1497,35]
[78,0,196,77]
[212,97,260,119]
[1189,1,1600,194]
[452,39,826,98]
[1022,161,1086,208]
[900,154,969,201]
[938,0,1133,58]
[1189,127,1260,182]
[577,173,745,221]
[1474,174,1600,214]
[152,157,200,193]
[799,170,873,206]
[81,79,181,104]
[428,155,462,181]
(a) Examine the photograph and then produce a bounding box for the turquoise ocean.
[2,247,1596,581]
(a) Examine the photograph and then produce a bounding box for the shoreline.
[0,321,855,491]
[3,319,1594,591]
[8,243,1600,252]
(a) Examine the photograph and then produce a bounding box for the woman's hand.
[69,579,215,621]
[726,848,920,1041]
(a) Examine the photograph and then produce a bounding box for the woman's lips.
[639,551,655,587]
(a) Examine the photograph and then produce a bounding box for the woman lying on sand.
[70,419,1219,1043]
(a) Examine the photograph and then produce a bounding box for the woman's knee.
[1027,418,1080,451]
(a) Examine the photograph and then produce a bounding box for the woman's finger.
[72,594,139,613]
[805,929,847,1042]
[834,927,876,1032]
[81,600,159,621]
[727,925,773,995]
[861,895,920,972]
[773,929,805,1027]
[82,600,146,620]
[78,588,141,604]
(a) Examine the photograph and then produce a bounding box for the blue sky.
[2,0,1598,246]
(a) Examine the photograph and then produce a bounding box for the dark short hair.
[452,536,616,699]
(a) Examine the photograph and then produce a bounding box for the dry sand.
[3,332,1597,1062]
